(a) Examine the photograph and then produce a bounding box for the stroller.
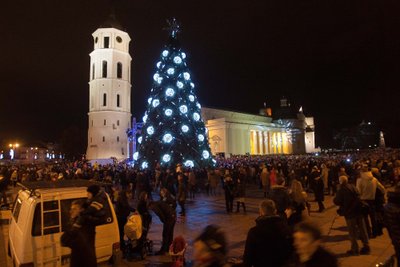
[124,212,153,260]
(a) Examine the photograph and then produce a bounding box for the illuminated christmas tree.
[135,19,214,170]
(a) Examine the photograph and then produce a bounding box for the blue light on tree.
[142,114,148,123]
[183,72,190,80]
[163,133,173,143]
[179,105,188,114]
[133,152,139,160]
[166,88,175,97]
[167,68,175,75]
[181,125,189,133]
[174,56,182,64]
[162,154,171,162]
[136,18,213,169]
[184,160,194,168]
[147,126,154,135]
[165,109,173,116]
[176,81,184,89]
[138,136,143,144]
[198,134,204,142]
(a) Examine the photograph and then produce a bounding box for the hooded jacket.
[356,171,385,200]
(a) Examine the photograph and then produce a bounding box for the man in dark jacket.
[61,200,97,267]
[243,199,292,267]
[384,183,400,265]
[310,166,325,212]
[267,177,290,220]
[150,196,176,255]
[334,176,370,255]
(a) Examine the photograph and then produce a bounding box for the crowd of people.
[1,148,400,266]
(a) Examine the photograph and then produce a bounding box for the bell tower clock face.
[116,36,122,43]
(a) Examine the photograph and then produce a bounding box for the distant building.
[201,97,319,156]
[86,13,132,163]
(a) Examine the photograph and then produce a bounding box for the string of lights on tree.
[134,18,215,170]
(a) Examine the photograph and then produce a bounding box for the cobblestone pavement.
[0,185,396,267]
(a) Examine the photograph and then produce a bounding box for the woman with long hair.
[288,179,309,227]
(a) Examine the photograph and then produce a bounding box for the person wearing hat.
[384,183,400,265]
[75,184,107,229]
[193,225,228,267]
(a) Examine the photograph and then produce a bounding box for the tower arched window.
[102,61,107,78]
[104,119,106,126]
[92,64,95,80]
[117,94,121,107]
[103,136,105,142]
[117,136,120,142]
[104,37,109,48]
[117,62,122,79]
[103,93,107,106]
[117,120,120,126]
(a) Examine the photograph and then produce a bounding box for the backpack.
[124,213,142,240]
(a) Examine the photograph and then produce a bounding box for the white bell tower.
[86,14,132,162]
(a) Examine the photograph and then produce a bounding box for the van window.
[32,196,113,236]
[32,201,60,236]
[13,198,22,223]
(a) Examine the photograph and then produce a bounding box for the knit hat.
[87,184,100,196]
[195,225,227,256]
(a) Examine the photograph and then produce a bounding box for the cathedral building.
[86,14,132,163]
[201,97,319,156]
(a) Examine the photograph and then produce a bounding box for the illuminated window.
[102,61,107,78]
[104,37,109,48]
[117,62,122,78]
[117,94,120,107]
[103,93,107,106]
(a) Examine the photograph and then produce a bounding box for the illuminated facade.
[86,15,132,162]
[201,105,318,156]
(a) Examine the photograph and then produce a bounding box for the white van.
[8,180,120,267]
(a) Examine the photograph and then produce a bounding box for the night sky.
[1,0,400,148]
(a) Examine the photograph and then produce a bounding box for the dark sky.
[1,0,400,148]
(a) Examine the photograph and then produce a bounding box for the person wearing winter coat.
[384,183,400,265]
[243,199,292,267]
[223,173,235,213]
[61,200,97,267]
[236,178,247,213]
[334,176,370,255]
[260,165,270,198]
[267,177,290,220]
[177,173,187,216]
[310,166,325,212]
[115,189,135,254]
[356,164,386,238]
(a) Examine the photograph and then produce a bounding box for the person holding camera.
[334,175,370,255]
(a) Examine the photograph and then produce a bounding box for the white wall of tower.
[86,27,132,161]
